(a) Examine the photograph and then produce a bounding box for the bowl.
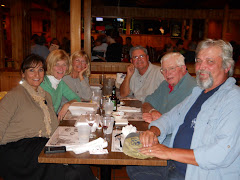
[112,111,125,121]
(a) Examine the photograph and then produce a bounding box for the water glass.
[76,124,90,144]
[104,101,114,115]
[102,116,114,134]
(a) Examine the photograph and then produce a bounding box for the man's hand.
[142,111,162,123]
[151,110,162,121]
[140,130,159,148]
[140,143,172,160]
[126,64,135,77]
[142,113,154,123]
[120,64,135,97]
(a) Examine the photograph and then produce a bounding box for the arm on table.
[140,126,198,166]
[58,99,77,121]
[142,102,162,123]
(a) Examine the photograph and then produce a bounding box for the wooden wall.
[1,62,240,91]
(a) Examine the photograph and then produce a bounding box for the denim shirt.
[150,77,240,180]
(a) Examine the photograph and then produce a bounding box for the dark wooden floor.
[0,166,130,180]
[91,165,130,180]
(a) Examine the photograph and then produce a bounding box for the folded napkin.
[118,106,141,112]
[69,102,98,116]
[115,118,128,125]
[66,137,108,154]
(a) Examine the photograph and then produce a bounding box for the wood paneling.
[10,0,31,69]
[0,71,22,91]
[92,6,228,20]
[0,11,4,69]
[2,63,240,91]
[70,0,81,53]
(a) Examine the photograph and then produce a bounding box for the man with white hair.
[142,52,196,124]
[127,39,240,180]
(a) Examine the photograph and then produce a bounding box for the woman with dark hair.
[0,54,95,180]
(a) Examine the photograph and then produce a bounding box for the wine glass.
[85,111,97,138]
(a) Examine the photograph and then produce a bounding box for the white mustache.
[196,70,211,75]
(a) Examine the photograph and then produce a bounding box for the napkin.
[115,118,128,125]
[117,106,141,112]
[68,102,98,116]
[115,73,126,88]
[66,137,108,154]
[122,124,137,138]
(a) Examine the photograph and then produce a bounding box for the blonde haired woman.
[62,50,92,102]
[41,49,81,120]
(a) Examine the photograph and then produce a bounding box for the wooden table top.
[38,100,167,166]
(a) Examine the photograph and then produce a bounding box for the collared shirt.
[129,62,164,102]
[150,77,240,180]
[144,73,196,114]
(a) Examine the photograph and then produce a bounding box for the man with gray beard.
[127,39,240,180]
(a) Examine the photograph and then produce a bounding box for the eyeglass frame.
[132,54,147,60]
[160,65,182,74]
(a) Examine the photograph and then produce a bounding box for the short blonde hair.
[69,50,90,76]
[46,49,70,75]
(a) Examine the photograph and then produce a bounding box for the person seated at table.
[127,39,240,180]
[0,54,96,180]
[91,37,108,62]
[41,49,81,121]
[120,45,164,102]
[142,52,196,123]
[142,52,196,146]
[97,29,122,62]
[62,50,92,102]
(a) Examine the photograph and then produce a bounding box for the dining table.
[38,99,167,180]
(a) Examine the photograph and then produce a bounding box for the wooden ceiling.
[101,0,239,9]
[1,0,239,11]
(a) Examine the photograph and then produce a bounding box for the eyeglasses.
[160,66,181,74]
[132,55,146,60]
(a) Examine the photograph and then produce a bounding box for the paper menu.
[46,126,80,147]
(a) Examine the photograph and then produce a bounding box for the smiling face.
[195,46,229,92]
[22,62,45,91]
[130,49,149,75]
[161,57,186,87]
[72,57,87,73]
[52,60,68,80]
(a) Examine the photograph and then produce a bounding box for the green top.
[145,72,196,114]
[41,76,81,113]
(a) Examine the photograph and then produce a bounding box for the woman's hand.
[78,64,88,81]
[57,103,70,121]
[57,100,77,121]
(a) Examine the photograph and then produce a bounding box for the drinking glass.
[104,100,114,115]
[102,116,114,141]
[85,111,97,138]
